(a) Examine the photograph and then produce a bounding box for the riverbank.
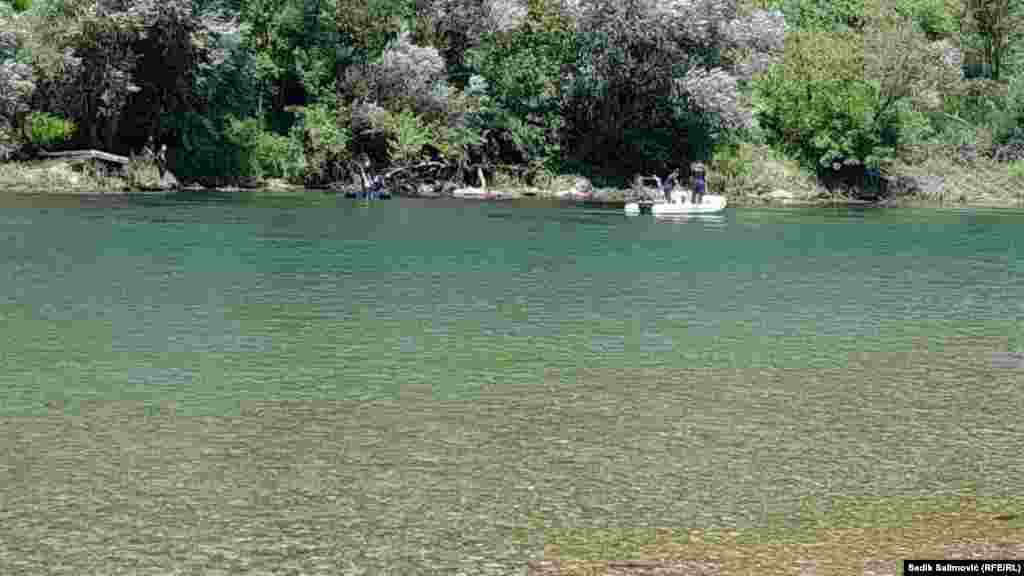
[0,155,172,194]
[2,157,1023,208]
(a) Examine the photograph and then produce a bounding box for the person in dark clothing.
[692,162,706,204]
[155,144,167,180]
[662,169,679,203]
[369,174,384,198]
[652,176,667,202]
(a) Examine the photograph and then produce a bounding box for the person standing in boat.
[691,162,706,204]
[662,169,679,203]
[370,174,385,198]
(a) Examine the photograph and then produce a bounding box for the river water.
[1,192,1022,574]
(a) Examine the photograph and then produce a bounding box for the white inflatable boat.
[625,194,727,215]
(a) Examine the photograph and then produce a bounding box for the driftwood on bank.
[382,161,451,180]
[40,149,130,166]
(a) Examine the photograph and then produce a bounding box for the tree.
[410,0,528,87]
[555,0,785,175]
[865,2,962,123]
[754,8,962,169]
[467,0,573,166]
[12,0,234,152]
[0,9,35,150]
[366,29,448,117]
[961,0,1024,80]
[335,0,413,102]
[49,0,142,150]
[754,30,877,166]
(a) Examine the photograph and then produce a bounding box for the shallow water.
[1,192,1022,574]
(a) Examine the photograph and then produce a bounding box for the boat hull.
[345,192,392,199]
[625,195,727,215]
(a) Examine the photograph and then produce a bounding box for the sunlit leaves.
[754,11,960,171]
[753,29,881,166]
[372,107,434,163]
[287,102,351,184]
[24,110,75,148]
[336,0,412,64]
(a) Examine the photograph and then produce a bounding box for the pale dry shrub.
[367,31,456,119]
[677,67,756,131]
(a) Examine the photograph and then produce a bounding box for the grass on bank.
[0,156,162,193]
[0,159,116,193]
[709,142,827,202]
[0,155,190,194]
[708,141,1024,207]
[888,155,1024,206]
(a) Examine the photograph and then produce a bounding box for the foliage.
[365,29,449,117]
[943,78,1010,125]
[990,74,1024,142]
[124,154,162,189]
[753,30,877,166]
[759,0,957,36]
[224,115,297,179]
[757,0,864,30]
[4,0,1024,198]
[557,0,787,174]
[24,110,74,148]
[287,101,350,185]
[239,0,341,120]
[0,60,34,127]
[1009,158,1024,176]
[371,107,434,164]
[754,11,961,170]
[6,0,239,153]
[336,0,414,102]
[466,0,572,167]
[721,8,788,80]
[161,111,246,183]
[412,0,527,84]
[960,0,1024,80]
[708,140,822,197]
[432,121,483,166]
[898,0,959,38]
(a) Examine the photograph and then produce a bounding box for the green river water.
[1,192,1022,574]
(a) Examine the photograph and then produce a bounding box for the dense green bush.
[753,30,884,167]
[24,110,74,148]
[287,102,350,186]
[755,7,960,172]
[989,74,1024,144]
[370,107,433,164]
[224,115,297,180]
[466,0,573,168]
[162,111,247,185]
[1008,159,1024,179]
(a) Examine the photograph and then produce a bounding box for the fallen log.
[382,161,451,180]
[40,149,130,165]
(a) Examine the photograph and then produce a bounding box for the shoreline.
[2,159,1023,209]
[6,186,1022,209]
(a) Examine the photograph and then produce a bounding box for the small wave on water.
[652,213,727,228]
[486,209,623,227]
